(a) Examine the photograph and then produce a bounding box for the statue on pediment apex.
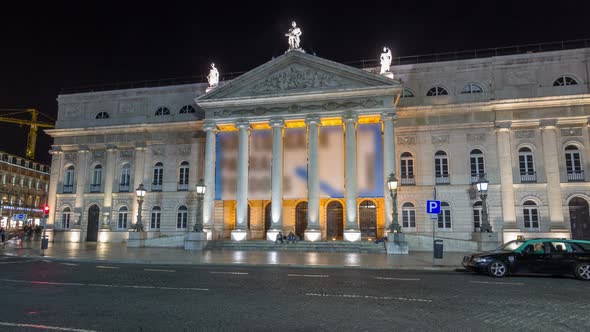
[285,21,303,52]
[207,63,219,88]
[380,47,392,75]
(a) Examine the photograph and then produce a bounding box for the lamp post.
[476,175,492,233]
[133,183,146,232]
[194,179,206,232]
[387,173,401,234]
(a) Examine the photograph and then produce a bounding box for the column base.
[184,232,208,250]
[386,232,408,254]
[203,228,213,240]
[343,230,361,242]
[304,229,322,242]
[266,229,281,241]
[471,232,501,252]
[231,229,248,241]
[127,232,148,247]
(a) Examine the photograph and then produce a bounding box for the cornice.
[45,121,203,138]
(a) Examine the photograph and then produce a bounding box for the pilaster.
[495,123,516,228]
[540,119,565,225]
[202,121,217,239]
[268,118,285,239]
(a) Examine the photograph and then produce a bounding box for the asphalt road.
[0,256,589,332]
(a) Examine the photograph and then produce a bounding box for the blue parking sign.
[426,200,441,214]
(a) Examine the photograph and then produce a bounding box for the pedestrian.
[0,227,5,243]
[275,231,284,244]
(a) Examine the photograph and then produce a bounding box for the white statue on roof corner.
[380,47,394,78]
[207,63,219,88]
[285,21,304,52]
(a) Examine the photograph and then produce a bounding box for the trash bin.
[41,238,49,250]
[434,239,443,259]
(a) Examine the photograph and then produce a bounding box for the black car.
[462,238,590,280]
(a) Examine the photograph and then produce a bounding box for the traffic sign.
[12,214,27,221]
[426,200,441,214]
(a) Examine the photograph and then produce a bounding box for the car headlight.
[473,257,491,263]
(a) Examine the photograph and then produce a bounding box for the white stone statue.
[380,47,392,75]
[207,63,219,87]
[285,21,302,51]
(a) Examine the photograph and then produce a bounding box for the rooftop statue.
[285,21,303,52]
[380,47,392,75]
[207,63,219,87]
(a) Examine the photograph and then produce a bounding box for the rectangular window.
[402,209,416,228]
[177,212,187,229]
[435,158,449,177]
[153,169,163,185]
[151,212,161,229]
[118,212,128,229]
[438,209,452,229]
[524,208,539,229]
[62,213,70,229]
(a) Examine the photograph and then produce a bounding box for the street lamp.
[387,173,401,234]
[193,179,206,232]
[133,183,146,232]
[476,175,492,233]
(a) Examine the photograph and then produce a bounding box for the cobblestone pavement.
[0,256,588,331]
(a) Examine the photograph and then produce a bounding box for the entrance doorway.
[569,197,590,240]
[295,202,308,239]
[326,201,343,239]
[87,205,100,242]
[359,200,377,238]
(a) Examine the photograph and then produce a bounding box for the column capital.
[77,146,90,153]
[269,118,285,128]
[134,142,146,151]
[49,147,63,155]
[539,119,558,129]
[202,120,218,132]
[305,115,321,126]
[235,119,250,129]
[106,144,118,152]
[380,112,397,122]
[494,121,512,132]
[342,112,358,123]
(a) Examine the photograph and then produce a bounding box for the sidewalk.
[0,240,468,271]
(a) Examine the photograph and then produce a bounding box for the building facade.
[0,151,50,228]
[45,47,590,248]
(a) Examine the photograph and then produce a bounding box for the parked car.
[462,238,590,280]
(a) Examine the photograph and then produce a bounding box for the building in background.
[44,44,590,249]
[0,151,50,228]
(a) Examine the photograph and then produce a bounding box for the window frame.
[118,206,129,230]
[177,206,188,229]
[151,206,161,230]
[426,86,449,97]
[401,202,416,229]
[523,200,540,230]
[437,202,452,230]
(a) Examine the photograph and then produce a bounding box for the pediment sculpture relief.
[249,66,344,94]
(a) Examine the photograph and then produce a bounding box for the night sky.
[0,0,587,165]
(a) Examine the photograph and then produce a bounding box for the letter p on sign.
[426,200,441,214]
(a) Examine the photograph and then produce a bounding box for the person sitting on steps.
[287,231,298,244]
[275,231,284,244]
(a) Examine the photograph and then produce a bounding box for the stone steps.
[204,240,386,253]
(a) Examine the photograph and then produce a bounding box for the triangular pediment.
[197,51,399,101]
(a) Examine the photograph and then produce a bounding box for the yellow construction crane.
[0,108,55,160]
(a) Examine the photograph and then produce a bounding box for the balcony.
[119,184,130,192]
[62,185,73,193]
[178,182,189,191]
[520,171,537,183]
[471,173,486,184]
[400,175,415,186]
[152,183,162,191]
[567,170,585,182]
[435,175,450,185]
[90,184,101,193]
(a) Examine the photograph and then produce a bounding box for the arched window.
[152,162,163,190]
[118,206,128,229]
[177,205,188,229]
[63,165,75,193]
[90,165,102,192]
[461,83,483,94]
[154,107,171,116]
[178,161,189,190]
[400,152,415,185]
[565,145,584,182]
[473,201,483,232]
[434,151,450,184]
[119,163,131,192]
[553,76,578,86]
[518,147,536,182]
[62,207,71,229]
[402,202,416,229]
[470,149,485,183]
[426,86,449,96]
[437,202,452,229]
[179,105,196,114]
[523,200,540,230]
[401,88,415,98]
[95,111,110,119]
[151,206,161,230]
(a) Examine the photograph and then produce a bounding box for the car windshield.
[496,240,525,252]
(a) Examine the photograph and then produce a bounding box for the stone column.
[232,120,250,241]
[304,115,322,241]
[131,145,146,225]
[102,145,117,228]
[343,113,361,242]
[267,118,285,241]
[382,112,396,233]
[495,124,516,228]
[75,147,90,231]
[46,148,64,229]
[202,121,217,240]
[540,120,565,227]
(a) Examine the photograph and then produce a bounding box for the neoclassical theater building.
[45,44,590,248]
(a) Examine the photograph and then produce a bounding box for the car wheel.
[574,263,590,281]
[488,260,507,278]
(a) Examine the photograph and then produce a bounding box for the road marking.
[469,280,525,286]
[306,293,432,303]
[0,259,38,265]
[42,260,51,263]
[287,274,329,278]
[373,277,420,281]
[96,265,119,269]
[0,321,98,331]
[209,271,249,275]
[144,268,175,273]
[60,263,78,266]
[0,279,208,291]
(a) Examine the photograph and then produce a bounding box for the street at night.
[0,257,588,331]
